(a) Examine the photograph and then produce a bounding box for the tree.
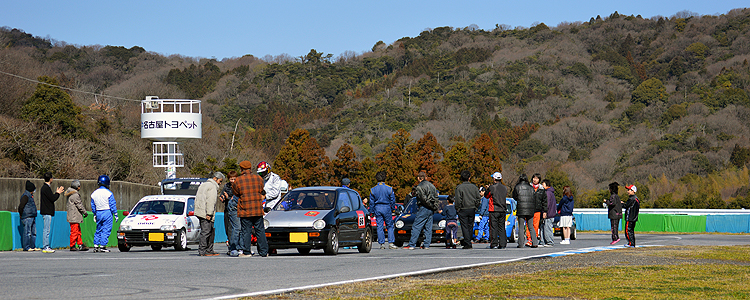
[436,142,471,193]
[375,129,414,200]
[631,78,668,106]
[274,129,331,188]
[21,76,84,137]
[469,133,503,187]
[408,132,445,181]
[329,143,362,189]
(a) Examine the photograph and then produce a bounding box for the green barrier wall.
[664,214,707,233]
[0,211,12,250]
[79,210,125,247]
[632,214,665,232]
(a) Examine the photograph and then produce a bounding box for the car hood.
[265,210,329,228]
[121,214,181,230]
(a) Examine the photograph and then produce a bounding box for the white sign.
[141,112,202,141]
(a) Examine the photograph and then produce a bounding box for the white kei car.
[117,195,201,252]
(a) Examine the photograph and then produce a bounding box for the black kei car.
[392,195,455,247]
[263,186,373,255]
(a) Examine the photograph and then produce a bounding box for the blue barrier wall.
[706,215,750,233]
[574,212,750,233]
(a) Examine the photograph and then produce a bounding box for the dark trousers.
[458,208,475,247]
[625,220,636,246]
[610,219,620,241]
[489,211,507,248]
[240,216,268,256]
[198,217,215,255]
[225,210,240,251]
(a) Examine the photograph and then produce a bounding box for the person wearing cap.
[341,178,351,188]
[257,161,283,211]
[370,171,398,249]
[195,172,225,256]
[486,172,508,249]
[65,180,88,251]
[604,182,623,245]
[18,180,40,251]
[476,186,490,243]
[233,160,269,257]
[623,185,640,247]
[40,172,65,253]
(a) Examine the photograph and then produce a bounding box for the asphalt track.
[3,233,749,299]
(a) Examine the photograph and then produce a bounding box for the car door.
[336,190,358,243]
[348,190,367,240]
[185,197,201,241]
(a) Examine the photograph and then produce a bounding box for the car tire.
[297,248,311,255]
[393,240,404,247]
[358,227,372,253]
[118,242,131,252]
[571,225,577,240]
[324,228,339,255]
[508,225,516,243]
[174,229,187,251]
[151,245,162,251]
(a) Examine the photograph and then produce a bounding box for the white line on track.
[207,245,656,300]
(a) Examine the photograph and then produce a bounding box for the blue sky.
[2,1,747,61]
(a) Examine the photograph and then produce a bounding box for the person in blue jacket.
[557,186,575,244]
[91,175,117,253]
[476,186,490,243]
[18,180,40,251]
[370,171,398,250]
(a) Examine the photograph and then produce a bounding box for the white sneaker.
[560,240,570,244]
[388,244,399,249]
[42,248,55,253]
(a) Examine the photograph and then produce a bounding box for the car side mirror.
[339,206,351,214]
[123,211,129,216]
[188,211,195,216]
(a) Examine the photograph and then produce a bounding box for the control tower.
[140,96,202,179]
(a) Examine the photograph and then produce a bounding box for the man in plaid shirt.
[232,160,269,257]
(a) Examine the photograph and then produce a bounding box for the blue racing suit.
[91,186,117,247]
[370,182,396,245]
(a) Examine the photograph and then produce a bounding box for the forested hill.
[1,9,750,208]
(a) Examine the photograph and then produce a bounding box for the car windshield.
[130,200,185,215]
[275,190,336,211]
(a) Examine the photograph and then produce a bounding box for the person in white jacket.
[91,175,117,253]
[195,172,225,256]
[258,162,283,211]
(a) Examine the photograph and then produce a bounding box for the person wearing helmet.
[91,175,117,252]
[258,161,283,211]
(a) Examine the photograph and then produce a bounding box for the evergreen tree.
[21,76,83,136]
[329,143,362,189]
[469,133,503,187]
[375,129,415,200]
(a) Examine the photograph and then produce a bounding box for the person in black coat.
[623,185,641,247]
[604,182,623,245]
[512,174,538,248]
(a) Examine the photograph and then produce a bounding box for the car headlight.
[264,219,270,229]
[160,224,177,231]
[395,220,404,229]
[119,225,131,231]
[312,219,326,230]
[438,220,446,229]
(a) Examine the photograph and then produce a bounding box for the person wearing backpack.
[406,171,439,250]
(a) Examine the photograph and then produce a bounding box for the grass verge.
[245,245,750,299]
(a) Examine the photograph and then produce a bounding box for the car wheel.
[151,245,162,251]
[324,228,339,255]
[571,225,577,240]
[174,229,187,251]
[297,248,311,255]
[508,225,516,243]
[118,242,131,252]
[358,227,372,253]
[393,240,404,247]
